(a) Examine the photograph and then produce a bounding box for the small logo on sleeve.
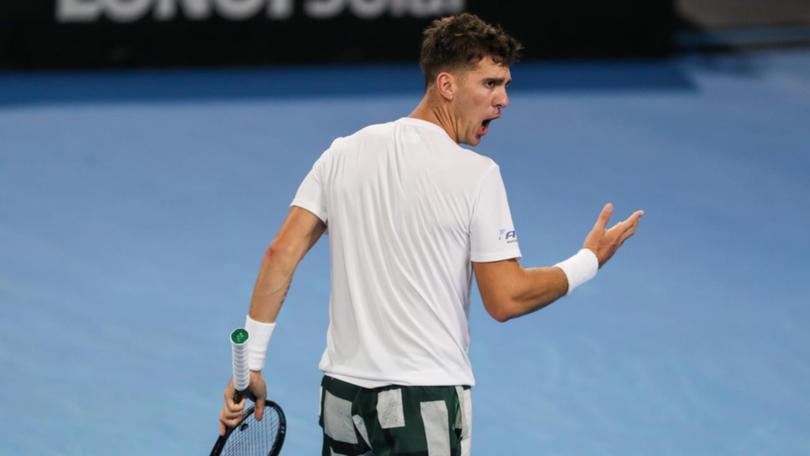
[498,229,518,244]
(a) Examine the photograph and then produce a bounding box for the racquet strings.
[219,404,282,456]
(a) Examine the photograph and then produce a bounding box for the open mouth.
[479,117,496,137]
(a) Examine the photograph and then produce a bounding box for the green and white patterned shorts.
[319,376,472,456]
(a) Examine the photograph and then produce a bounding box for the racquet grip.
[230,328,251,404]
[232,387,257,404]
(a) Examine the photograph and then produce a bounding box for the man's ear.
[435,71,456,101]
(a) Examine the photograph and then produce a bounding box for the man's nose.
[495,88,509,109]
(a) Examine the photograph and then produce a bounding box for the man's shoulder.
[446,147,499,183]
[460,148,498,169]
[326,120,396,149]
[352,119,401,137]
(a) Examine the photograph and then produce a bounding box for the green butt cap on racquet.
[230,328,251,403]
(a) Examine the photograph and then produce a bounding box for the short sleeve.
[470,165,521,262]
[291,149,329,224]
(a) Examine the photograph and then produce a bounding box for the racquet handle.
[230,328,253,405]
[232,388,257,404]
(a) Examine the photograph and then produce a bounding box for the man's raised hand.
[583,203,645,268]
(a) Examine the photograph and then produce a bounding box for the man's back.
[292,117,521,388]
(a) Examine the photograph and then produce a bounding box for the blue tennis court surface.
[1,49,809,454]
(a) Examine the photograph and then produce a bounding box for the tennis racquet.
[210,328,286,456]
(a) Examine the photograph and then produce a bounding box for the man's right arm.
[219,206,326,434]
[473,203,644,322]
[247,206,327,323]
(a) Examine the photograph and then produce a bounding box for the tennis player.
[218,13,644,455]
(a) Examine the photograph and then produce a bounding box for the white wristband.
[245,315,276,371]
[555,248,599,295]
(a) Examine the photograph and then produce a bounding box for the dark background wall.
[1,0,678,68]
[2,0,809,69]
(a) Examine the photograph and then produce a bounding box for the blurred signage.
[55,0,465,22]
[1,0,676,68]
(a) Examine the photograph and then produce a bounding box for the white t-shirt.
[291,117,521,388]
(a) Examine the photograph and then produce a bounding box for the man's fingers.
[620,225,637,244]
[221,407,244,425]
[221,416,241,429]
[254,400,265,421]
[225,397,245,414]
[222,406,244,420]
[219,409,242,432]
[627,209,645,225]
[618,214,644,243]
[611,209,644,233]
[621,210,644,235]
[593,203,614,231]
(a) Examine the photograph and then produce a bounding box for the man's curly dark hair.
[419,13,523,87]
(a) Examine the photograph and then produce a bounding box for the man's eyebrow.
[484,77,511,85]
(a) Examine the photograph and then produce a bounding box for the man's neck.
[409,96,458,143]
